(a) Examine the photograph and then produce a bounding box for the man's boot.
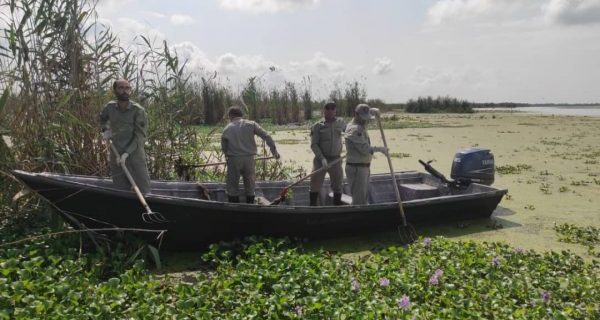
[228,195,239,203]
[309,192,319,206]
[333,193,343,206]
[246,195,255,204]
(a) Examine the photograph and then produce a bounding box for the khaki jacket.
[345,119,372,164]
[99,100,147,156]
[221,118,277,156]
[310,118,346,160]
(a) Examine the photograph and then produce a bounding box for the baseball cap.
[323,101,337,110]
[355,104,373,120]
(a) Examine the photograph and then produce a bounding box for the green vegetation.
[405,96,474,113]
[496,164,533,175]
[2,226,599,318]
[554,223,600,257]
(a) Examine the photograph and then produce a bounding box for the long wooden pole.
[375,115,408,227]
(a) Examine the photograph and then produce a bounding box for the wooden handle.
[375,116,408,226]
[284,156,346,191]
[109,142,153,214]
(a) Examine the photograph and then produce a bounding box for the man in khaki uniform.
[344,104,387,205]
[99,79,151,193]
[221,106,280,204]
[309,102,346,206]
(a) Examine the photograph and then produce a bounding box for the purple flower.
[351,279,360,292]
[429,269,443,286]
[423,237,432,247]
[541,290,551,303]
[398,295,411,310]
[294,305,303,316]
[492,257,501,267]
[514,247,524,253]
[379,277,390,287]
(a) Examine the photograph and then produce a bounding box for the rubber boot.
[309,192,319,206]
[333,193,343,206]
[228,195,239,203]
[246,195,255,204]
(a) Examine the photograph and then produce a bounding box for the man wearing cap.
[344,104,387,205]
[99,78,151,194]
[309,102,347,206]
[221,106,281,204]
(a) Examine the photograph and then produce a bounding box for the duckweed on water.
[1,233,599,319]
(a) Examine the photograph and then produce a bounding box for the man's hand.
[369,108,381,117]
[119,152,129,164]
[372,146,388,155]
[273,151,281,160]
[321,158,328,168]
[102,130,112,141]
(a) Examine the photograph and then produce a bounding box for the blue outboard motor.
[450,148,495,186]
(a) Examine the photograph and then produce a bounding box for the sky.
[96,0,600,104]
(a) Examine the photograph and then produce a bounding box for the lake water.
[475,106,600,117]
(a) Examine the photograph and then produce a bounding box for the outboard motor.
[419,147,495,188]
[451,147,495,186]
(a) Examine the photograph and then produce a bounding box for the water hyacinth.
[514,247,524,253]
[428,268,443,286]
[351,279,360,292]
[422,237,432,247]
[541,290,551,303]
[398,295,411,311]
[294,305,303,317]
[379,277,390,287]
[491,257,501,267]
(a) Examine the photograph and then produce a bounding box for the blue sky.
[97,0,600,104]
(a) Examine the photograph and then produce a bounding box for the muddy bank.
[272,112,600,257]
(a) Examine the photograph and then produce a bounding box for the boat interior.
[44,171,498,206]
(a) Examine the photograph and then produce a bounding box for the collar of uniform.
[116,101,132,111]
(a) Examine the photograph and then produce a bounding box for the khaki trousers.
[109,148,151,194]
[345,164,370,205]
[226,155,256,197]
[309,157,343,193]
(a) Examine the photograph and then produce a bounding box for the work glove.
[369,108,381,117]
[321,158,328,168]
[273,151,281,160]
[102,129,112,141]
[372,146,388,155]
[119,152,129,164]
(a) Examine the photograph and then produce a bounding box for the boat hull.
[11,170,507,249]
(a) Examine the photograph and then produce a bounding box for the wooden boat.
[11,167,507,249]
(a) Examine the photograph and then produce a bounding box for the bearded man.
[99,79,151,193]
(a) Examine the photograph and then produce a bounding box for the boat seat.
[328,192,353,205]
[399,183,440,200]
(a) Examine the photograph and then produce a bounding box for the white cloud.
[113,17,166,43]
[289,52,344,74]
[146,11,167,19]
[425,0,543,26]
[217,0,320,13]
[97,0,137,11]
[408,65,500,96]
[170,14,195,25]
[171,42,216,72]
[372,58,393,75]
[543,0,600,25]
[215,53,277,75]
